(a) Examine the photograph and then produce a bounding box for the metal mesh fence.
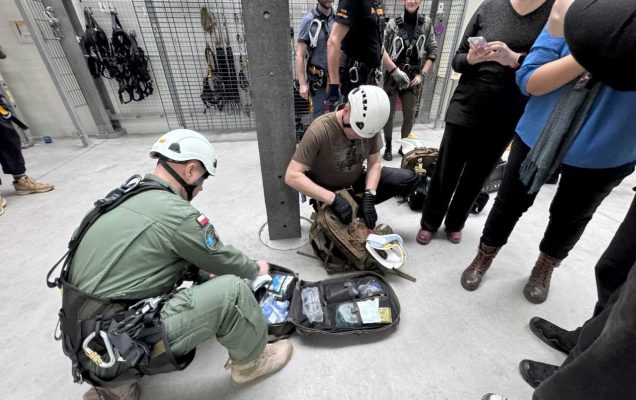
[76,0,168,119]
[130,0,466,133]
[131,0,255,132]
[20,0,466,134]
[23,0,88,110]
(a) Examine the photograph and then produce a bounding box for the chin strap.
[159,159,196,201]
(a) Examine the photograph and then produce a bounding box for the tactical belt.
[47,175,195,387]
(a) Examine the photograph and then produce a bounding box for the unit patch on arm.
[196,214,222,251]
[205,225,221,251]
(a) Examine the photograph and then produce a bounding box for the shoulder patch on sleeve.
[204,224,222,251]
[196,214,209,226]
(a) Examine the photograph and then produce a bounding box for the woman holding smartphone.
[416,0,554,246]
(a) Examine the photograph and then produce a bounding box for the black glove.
[324,84,340,112]
[362,191,377,229]
[331,193,352,225]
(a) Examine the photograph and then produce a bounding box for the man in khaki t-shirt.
[285,85,416,229]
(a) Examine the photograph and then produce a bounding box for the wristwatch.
[365,189,377,196]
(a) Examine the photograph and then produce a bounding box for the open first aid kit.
[251,264,401,337]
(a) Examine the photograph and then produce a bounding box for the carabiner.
[374,68,383,86]
[82,331,117,369]
[415,35,426,57]
[349,61,360,84]
[391,36,404,60]
[121,174,143,193]
[308,19,322,48]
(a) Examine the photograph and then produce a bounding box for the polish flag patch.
[196,214,209,226]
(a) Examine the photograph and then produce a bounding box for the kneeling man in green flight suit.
[60,129,292,400]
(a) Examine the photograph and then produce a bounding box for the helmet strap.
[159,159,197,201]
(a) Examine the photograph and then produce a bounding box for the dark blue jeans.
[481,135,635,259]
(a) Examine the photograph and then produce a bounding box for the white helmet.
[150,129,217,176]
[365,233,406,270]
[347,85,390,138]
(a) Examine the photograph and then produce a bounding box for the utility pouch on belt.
[255,264,402,338]
[400,147,439,211]
[47,176,195,387]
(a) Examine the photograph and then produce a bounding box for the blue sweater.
[516,27,636,169]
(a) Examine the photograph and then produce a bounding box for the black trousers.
[420,121,513,232]
[533,193,636,400]
[481,135,634,259]
[339,57,379,98]
[0,123,26,178]
[352,166,417,204]
[309,166,417,206]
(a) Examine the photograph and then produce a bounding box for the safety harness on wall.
[81,9,154,104]
[110,13,153,104]
[200,44,224,113]
[46,176,194,387]
[82,9,112,79]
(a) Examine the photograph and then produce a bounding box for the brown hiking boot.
[0,195,5,216]
[461,242,500,291]
[225,339,293,387]
[13,176,54,194]
[524,253,562,304]
[83,382,141,400]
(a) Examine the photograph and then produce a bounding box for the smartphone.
[467,36,488,49]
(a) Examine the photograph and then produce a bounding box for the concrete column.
[240,0,301,240]
[41,0,123,138]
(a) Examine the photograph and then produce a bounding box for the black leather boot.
[383,140,393,161]
[519,359,558,388]
[529,317,578,354]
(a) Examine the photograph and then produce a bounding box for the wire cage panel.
[23,0,89,110]
[76,0,169,119]
[118,0,466,133]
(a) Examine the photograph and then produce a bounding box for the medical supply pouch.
[400,146,438,176]
[256,264,401,337]
[309,190,369,273]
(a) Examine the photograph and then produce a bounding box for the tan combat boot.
[523,253,562,304]
[13,175,54,194]
[83,382,141,400]
[460,241,500,291]
[0,194,6,216]
[225,339,293,387]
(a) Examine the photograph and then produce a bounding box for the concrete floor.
[1,126,634,400]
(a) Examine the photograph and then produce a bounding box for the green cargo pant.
[84,275,266,381]
[383,75,418,142]
[161,275,268,365]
